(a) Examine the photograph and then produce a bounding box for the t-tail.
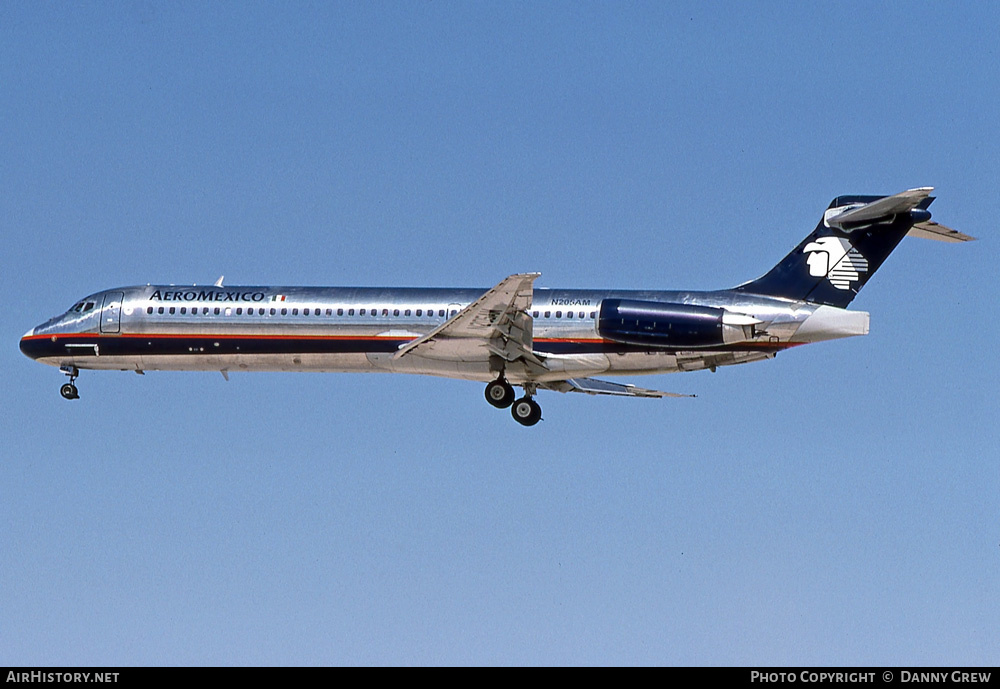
[734,187,974,308]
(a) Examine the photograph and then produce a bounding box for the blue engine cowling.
[598,299,753,348]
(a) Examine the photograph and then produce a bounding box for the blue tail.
[734,189,942,308]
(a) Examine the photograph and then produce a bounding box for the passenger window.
[337,308,343,316]
[326,309,333,316]
[544,311,550,318]
[281,308,287,315]
[360,309,366,316]
[393,309,399,317]
[169,307,176,315]
[578,312,584,319]
[348,308,355,316]
[215,307,221,315]
[532,311,538,318]
[303,308,309,315]
[416,309,422,316]
[147,307,153,314]
[438,309,445,317]
[382,309,389,316]
[567,311,573,318]
[180,307,187,314]
[270,308,276,315]
[157,307,164,315]
[404,309,410,316]
[590,311,596,319]
[292,308,299,315]
[236,308,243,315]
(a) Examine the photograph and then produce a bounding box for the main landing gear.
[510,396,542,427]
[484,377,542,426]
[59,365,80,400]
[484,378,516,409]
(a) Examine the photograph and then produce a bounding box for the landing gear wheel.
[485,379,516,408]
[511,396,542,426]
[59,365,80,400]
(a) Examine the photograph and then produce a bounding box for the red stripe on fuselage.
[23,332,804,351]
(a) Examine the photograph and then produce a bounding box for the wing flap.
[540,377,694,399]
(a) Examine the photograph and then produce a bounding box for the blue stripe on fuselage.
[20,333,789,360]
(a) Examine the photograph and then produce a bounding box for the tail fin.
[734,187,973,308]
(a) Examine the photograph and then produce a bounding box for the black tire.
[60,383,78,400]
[485,379,515,408]
[511,397,541,426]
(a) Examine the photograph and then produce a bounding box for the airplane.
[20,187,973,426]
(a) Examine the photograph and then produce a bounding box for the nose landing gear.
[59,365,80,400]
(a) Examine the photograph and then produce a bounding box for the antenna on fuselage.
[214,275,224,287]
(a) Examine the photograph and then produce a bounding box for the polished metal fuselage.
[20,283,868,384]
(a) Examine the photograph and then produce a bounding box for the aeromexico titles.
[20,188,973,426]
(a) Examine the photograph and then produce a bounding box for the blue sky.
[3,1,997,665]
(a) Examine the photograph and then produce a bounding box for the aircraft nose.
[20,327,40,359]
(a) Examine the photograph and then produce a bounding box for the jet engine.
[597,299,761,348]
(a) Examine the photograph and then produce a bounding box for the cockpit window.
[67,301,96,314]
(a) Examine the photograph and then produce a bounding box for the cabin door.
[100,292,124,334]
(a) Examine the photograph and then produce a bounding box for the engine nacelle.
[597,299,760,348]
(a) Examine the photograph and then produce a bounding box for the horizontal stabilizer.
[541,377,694,399]
[826,187,933,227]
[908,221,976,243]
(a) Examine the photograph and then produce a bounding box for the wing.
[394,273,541,363]
[539,377,694,399]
